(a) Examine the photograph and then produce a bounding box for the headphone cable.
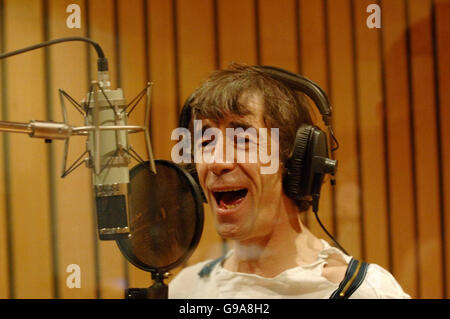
[312,210,349,256]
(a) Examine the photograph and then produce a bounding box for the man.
[169,64,410,299]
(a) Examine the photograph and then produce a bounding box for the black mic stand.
[125,271,170,299]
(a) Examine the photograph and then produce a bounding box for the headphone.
[178,65,338,214]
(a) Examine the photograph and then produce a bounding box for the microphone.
[82,64,156,240]
[0,40,156,241]
[85,69,133,240]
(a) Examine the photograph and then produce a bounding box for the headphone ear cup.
[284,125,313,200]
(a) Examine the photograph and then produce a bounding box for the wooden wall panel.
[174,0,225,267]
[115,0,151,290]
[434,0,450,299]
[353,0,390,269]
[4,0,54,298]
[146,0,185,281]
[216,0,257,67]
[0,88,8,298]
[88,0,126,299]
[258,0,298,71]
[381,0,418,298]
[147,0,178,161]
[408,0,444,299]
[47,0,97,298]
[326,0,362,260]
[298,0,335,243]
[0,0,10,298]
[0,0,449,299]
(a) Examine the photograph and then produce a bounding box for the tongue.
[218,190,246,209]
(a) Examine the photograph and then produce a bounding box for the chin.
[215,221,247,241]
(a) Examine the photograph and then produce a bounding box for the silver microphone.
[0,71,156,241]
[84,73,132,240]
[0,38,156,241]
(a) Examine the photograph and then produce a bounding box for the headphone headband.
[180,65,333,129]
[254,65,332,126]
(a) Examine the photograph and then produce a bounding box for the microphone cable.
[0,36,108,71]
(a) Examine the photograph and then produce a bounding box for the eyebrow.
[229,120,255,130]
[200,120,255,133]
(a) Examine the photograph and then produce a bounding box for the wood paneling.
[353,0,390,269]
[381,0,418,298]
[174,0,224,266]
[407,0,444,298]
[326,0,363,260]
[0,0,448,299]
[298,0,335,242]
[0,0,10,298]
[434,0,450,299]
[87,0,126,299]
[47,0,97,298]
[3,0,54,298]
[216,0,257,67]
[115,0,151,290]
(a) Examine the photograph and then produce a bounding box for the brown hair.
[186,63,315,211]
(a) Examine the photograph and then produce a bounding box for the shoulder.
[354,263,411,299]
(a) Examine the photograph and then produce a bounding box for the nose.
[208,161,236,176]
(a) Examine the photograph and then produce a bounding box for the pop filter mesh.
[116,160,204,273]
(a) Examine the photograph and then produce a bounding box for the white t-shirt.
[169,240,410,299]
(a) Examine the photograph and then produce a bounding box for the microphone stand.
[125,271,169,299]
[0,37,164,300]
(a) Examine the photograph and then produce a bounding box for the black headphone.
[178,65,338,213]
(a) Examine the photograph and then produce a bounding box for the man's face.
[195,93,284,242]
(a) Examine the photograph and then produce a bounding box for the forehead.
[200,92,265,128]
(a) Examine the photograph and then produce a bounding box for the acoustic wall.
[0,0,448,299]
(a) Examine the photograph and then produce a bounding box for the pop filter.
[116,160,204,298]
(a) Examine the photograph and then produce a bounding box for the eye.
[235,136,252,148]
[202,140,211,147]
[201,136,216,148]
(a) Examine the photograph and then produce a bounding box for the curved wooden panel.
[0,0,448,299]
[381,0,418,298]
[88,0,127,299]
[0,0,10,297]
[326,0,362,260]
[216,0,257,67]
[434,0,450,299]
[353,0,390,269]
[407,0,444,299]
[175,0,225,266]
[298,0,335,244]
[4,0,54,298]
[148,0,178,161]
[47,0,97,299]
[258,0,298,71]
[114,0,152,290]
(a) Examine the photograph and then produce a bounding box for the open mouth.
[212,188,248,210]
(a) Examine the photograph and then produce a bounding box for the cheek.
[260,173,283,202]
[195,163,208,187]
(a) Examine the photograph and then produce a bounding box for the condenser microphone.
[84,67,132,240]
[78,60,156,240]
[0,37,156,241]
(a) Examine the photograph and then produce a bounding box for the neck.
[223,198,323,278]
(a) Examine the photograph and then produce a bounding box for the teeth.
[214,188,245,192]
[224,204,237,209]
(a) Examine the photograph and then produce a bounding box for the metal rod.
[71,125,146,133]
[0,121,32,134]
